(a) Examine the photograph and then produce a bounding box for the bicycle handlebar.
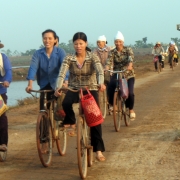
[60,84,100,93]
[29,89,54,93]
[105,69,127,74]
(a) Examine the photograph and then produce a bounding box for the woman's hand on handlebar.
[25,85,32,93]
[54,88,62,97]
[99,84,106,92]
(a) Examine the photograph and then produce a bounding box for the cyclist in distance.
[105,31,136,121]
[152,42,164,71]
[166,41,179,66]
[55,32,106,162]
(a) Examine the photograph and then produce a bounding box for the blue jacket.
[0,53,12,94]
[27,47,69,89]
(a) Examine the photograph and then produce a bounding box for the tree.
[142,37,147,44]
[171,37,180,46]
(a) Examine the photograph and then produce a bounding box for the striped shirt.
[56,51,104,90]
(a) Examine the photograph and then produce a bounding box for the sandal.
[130,112,136,121]
[0,145,7,152]
[96,155,106,162]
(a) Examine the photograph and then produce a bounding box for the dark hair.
[56,35,59,42]
[73,32,91,52]
[42,29,57,39]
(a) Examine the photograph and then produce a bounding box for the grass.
[9,97,38,109]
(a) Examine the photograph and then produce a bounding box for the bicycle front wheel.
[55,121,67,156]
[113,91,121,132]
[122,101,130,126]
[77,116,88,179]
[0,150,7,162]
[36,113,53,167]
[98,90,107,119]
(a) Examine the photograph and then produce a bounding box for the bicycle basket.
[119,78,129,99]
[80,88,104,127]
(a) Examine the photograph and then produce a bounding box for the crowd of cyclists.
[0,29,179,164]
[152,41,179,71]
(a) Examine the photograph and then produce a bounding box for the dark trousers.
[40,83,55,110]
[108,76,135,110]
[0,94,8,145]
[62,90,105,152]
[154,55,163,69]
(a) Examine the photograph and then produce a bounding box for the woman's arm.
[56,56,70,90]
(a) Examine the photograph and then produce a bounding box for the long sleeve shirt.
[166,45,178,53]
[0,53,12,94]
[152,46,164,56]
[93,46,111,68]
[105,47,135,79]
[56,51,104,90]
[27,47,68,90]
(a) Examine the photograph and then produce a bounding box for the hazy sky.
[1,0,180,52]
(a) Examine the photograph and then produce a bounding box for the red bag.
[119,78,129,99]
[80,88,104,127]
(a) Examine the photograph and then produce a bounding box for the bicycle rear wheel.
[113,91,121,132]
[55,121,67,156]
[0,151,7,162]
[36,113,53,167]
[98,91,107,119]
[77,116,88,179]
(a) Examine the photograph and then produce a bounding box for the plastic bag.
[119,78,129,99]
[54,92,66,121]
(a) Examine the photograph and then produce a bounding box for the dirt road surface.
[1,65,180,180]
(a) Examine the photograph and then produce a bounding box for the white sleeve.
[175,46,178,52]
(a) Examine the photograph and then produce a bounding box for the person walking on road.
[55,32,106,162]
[105,31,136,121]
[0,41,12,152]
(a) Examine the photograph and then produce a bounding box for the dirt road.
[1,65,180,180]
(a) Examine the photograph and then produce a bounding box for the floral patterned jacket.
[105,47,135,79]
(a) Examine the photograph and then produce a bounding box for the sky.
[1,0,180,52]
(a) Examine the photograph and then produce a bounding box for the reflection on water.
[7,81,39,106]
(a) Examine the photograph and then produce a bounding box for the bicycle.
[154,56,162,73]
[106,70,130,132]
[60,85,102,179]
[29,89,67,167]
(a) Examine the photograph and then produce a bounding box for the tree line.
[1,37,180,57]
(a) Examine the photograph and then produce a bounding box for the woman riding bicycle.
[166,41,178,68]
[55,32,106,162]
[152,42,164,71]
[105,31,136,121]
[93,35,111,86]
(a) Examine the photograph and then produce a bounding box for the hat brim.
[0,43,4,48]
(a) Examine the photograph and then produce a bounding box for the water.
[6,81,39,106]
